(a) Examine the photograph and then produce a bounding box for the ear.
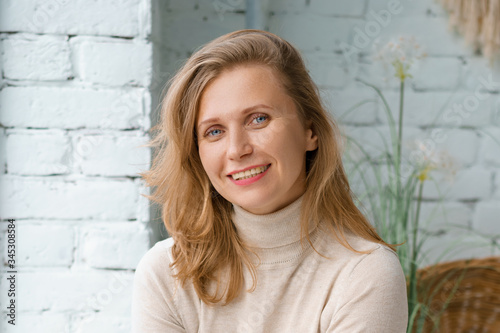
[305,127,318,152]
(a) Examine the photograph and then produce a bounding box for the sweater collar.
[231,195,316,250]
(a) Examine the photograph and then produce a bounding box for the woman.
[132,29,408,332]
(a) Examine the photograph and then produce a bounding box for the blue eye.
[207,129,222,137]
[252,114,268,124]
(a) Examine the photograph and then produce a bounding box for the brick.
[80,223,150,269]
[0,129,6,174]
[341,16,471,71]
[344,125,423,162]
[309,0,366,16]
[163,0,208,11]
[419,230,493,266]
[74,134,151,177]
[422,167,491,200]
[377,90,492,128]
[0,270,133,312]
[434,91,492,128]
[481,128,500,167]
[0,39,3,82]
[367,0,447,17]
[2,34,72,81]
[0,176,140,220]
[462,58,500,92]
[496,172,500,200]
[0,0,142,37]
[412,57,463,91]
[71,37,152,86]
[424,128,479,167]
[419,201,472,233]
[0,312,69,333]
[269,13,359,52]
[303,52,351,89]
[198,0,245,13]
[320,86,378,125]
[473,202,500,236]
[495,97,500,126]
[11,224,74,267]
[6,130,70,175]
[136,180,152,224]
[269,0,307,14]
[159,10,245,53]
[376,90,438,126]
[0,86,146,129]
[372,16,473,57]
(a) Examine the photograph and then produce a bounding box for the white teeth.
[231,165,269,180]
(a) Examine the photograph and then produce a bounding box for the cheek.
[198,144,221,178]
[264,122,307,154]
[253,121,287,148]
[278,134,309,171]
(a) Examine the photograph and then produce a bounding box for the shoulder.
[335,234,408,309]
[350,244,403,284]
[316,229,406,292]
[317,227,401,272]
[347,235,401,274]
[135,237,175,274]
[341,233,403,281]
[321,234,408,331]
[132,238,196,331]
[133,237,177,293]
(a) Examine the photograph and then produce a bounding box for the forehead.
[197,64,292,122]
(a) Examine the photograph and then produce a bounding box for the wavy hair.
[141,29,393,305]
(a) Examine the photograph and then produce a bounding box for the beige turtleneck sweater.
[131,196,408,332]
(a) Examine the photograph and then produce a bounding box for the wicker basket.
[412,256,500,332]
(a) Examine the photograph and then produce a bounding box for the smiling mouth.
[230,164,270,181]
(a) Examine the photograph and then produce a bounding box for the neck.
[231,195,319,264]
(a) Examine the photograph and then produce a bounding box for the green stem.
[412,181,424,263]
[395,79,405,258]
[396,80,405,193]
[408,180,424,327]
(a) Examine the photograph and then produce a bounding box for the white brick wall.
[422,166,492,200]
[0,0,146,37]
[17,224,75,267]
[419,201,472,232]
[80,223,151,269]
[2,34,72,81]
[0,0,153,331]
[1,0,499,331]
[495,172,500,199]
[0,86,148,129]
[6,130,71,175]
[0,176,142,219]
[70,37,152,86]
[474,202,500,236]
[482,128,500,167]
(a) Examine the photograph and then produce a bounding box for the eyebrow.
[197,104,273,132]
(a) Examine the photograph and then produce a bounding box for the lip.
[227,164,270,176]
[228,164,271,186]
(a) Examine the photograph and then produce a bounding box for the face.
[196,64,318,215]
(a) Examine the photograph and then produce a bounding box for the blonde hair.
[141,29,393,305]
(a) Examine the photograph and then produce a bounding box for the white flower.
[373,36,427,81]
[408,140,456,182]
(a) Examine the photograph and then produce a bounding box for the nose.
[226,128,252,160]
